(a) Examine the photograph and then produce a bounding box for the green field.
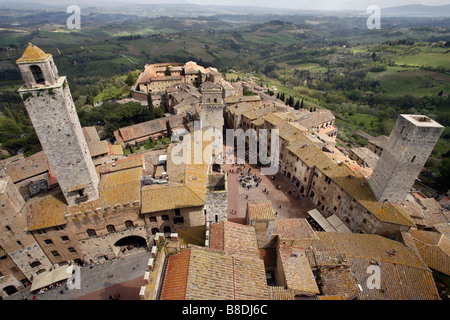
[396,53,450,69]
[367,67,450,97]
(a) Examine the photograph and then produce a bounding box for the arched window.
[151,228,159,235]
[30,65,45,84]
[106,225,116,233]
[125,220,134,229]
[87,229,97,238]
[163,226,171,233]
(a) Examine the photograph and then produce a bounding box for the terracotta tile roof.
[349,147,379,168]
[247,200,275,221]
[242,106,277,121]
[295,109,335,129]
[108,144,124,156]
[278,245,320,295]
[263,113,286,127]
[226,102,254,117]
[225,95,261,105]
[99,166,142,188]
[96,154,143,175]
[82,127,100,143]
[141,183,205,214]
[87,141,108,157]
[210,221,260,260]
[115,115,184,143]
[233,256,269,300]
[318,295,346,300]
[161,246,269,300]
[320,266,361,299]
[160,249,190,300]
[185,247,234,300]
[404,200,436,228]
[268,287,295,300]
[5,151,49,183]
[251,117,265,127]
[306,232,440,300]
[406,229,450,276]
[278,122,307,143]
[368,135,388,149]
[27,191,67,231]
[273,218,319,241]
[184,164,209,202]
[17,43,51,63]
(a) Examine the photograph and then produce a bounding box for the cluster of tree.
[275,91,305,110]
[78,100,159,139]
[0,95,41,156]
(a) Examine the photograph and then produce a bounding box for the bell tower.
[17,43,99,206]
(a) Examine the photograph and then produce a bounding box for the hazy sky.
[1,0,450,10]
[100,0,450,10]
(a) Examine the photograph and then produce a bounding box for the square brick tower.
[369,115,444,204]
[16,43,99,206]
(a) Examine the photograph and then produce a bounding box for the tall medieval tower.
[199,81,225,132]
[369,114,444,204]
[16,43,99,206]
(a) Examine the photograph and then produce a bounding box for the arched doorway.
[113,236,147,257]
[3,285,18,296]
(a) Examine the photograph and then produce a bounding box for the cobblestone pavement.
[5,249,149,300]
[224,145,316,223]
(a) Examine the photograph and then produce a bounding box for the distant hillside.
[382,4,450,17]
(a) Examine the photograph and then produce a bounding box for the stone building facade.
[369,115,444,205]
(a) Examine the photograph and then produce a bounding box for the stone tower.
[17,43,99,206]
[369,114,444,204]
[199,81,225,132]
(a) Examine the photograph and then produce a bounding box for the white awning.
[328,214,352,233]
[30,265,73,292]
[308,210,352,234]
[308,209,334,232]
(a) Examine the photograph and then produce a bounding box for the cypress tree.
[166,120,172,137]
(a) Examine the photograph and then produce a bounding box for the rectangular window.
[51,250,60,257]
[174,217,185,224]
